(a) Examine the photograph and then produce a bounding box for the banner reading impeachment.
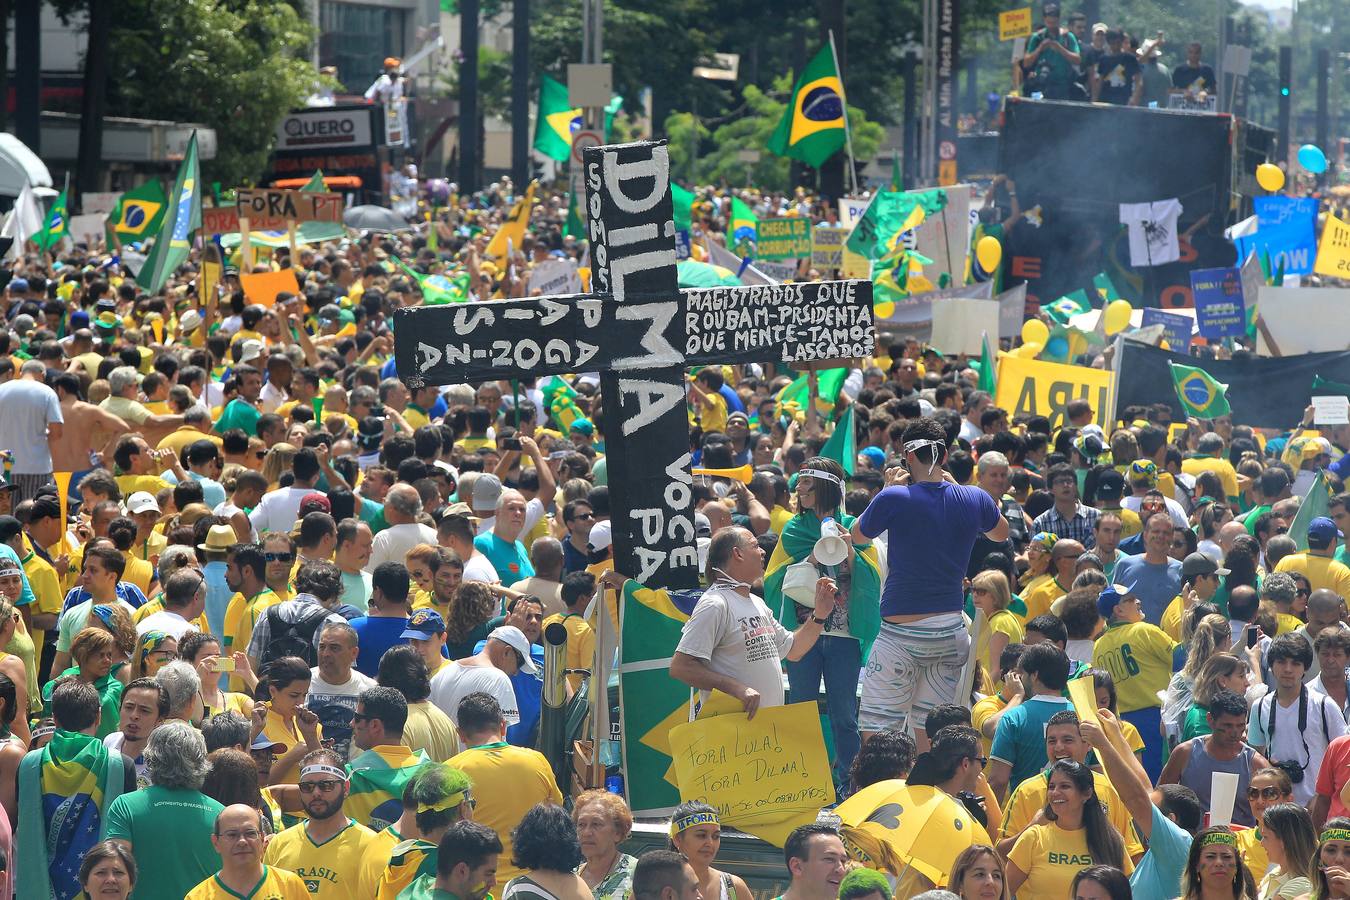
[995,355,1114,432]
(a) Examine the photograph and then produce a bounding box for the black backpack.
[260,603,333,668]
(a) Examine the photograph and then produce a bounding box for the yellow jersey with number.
[1091,621,1180,713]
[185,866,312,900]
[263,818,376,898]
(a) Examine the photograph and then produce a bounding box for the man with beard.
[264,748,377,897]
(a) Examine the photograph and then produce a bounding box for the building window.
[319,1,407,95]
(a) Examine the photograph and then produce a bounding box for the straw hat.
[197,523,238,553]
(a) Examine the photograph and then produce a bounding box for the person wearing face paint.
[849,417,1006,745]
[1177,827,1257,900]
[1160,689,1271,828]
[667,802,752,900]
[264,748,376,898]
[435,821,504,900]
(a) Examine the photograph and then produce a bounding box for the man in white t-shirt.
[366,484,436,572]
[1250,632,1346,805]
[308,620,376,760]
[135,569,205,640]
[439,511,500,585]
[429,625,530,726]
[0,359,64,501]
[249,447,323,535]
[671,527,835,717]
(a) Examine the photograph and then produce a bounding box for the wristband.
[812,615,829,625]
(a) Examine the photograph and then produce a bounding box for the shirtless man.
[49,372,131,492]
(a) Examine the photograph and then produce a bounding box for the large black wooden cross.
[395,140,874,590]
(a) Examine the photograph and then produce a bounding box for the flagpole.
[828,30,858,197]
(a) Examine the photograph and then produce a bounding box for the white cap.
[126,491,160,515]
[237,339,265,364]
[179,310,203,333]
[488,625,539,675]
[588,520,612,553]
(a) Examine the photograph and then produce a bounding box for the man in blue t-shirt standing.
[348,561,413,678]
[852,417,1007,748]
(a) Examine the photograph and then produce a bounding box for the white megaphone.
[813,517,850,568]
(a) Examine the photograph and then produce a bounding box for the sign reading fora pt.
[236,189,344,231]
[757,217,812,261]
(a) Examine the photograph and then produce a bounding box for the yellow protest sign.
[995,355,1114,432]
[668,701,835,847]
[1067,677,1100,727]
[999,8,1033,40]
[1314,214,1350,279]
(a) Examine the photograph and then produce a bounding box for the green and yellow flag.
[34,188,68,251]
[395,258,469,304]
[767,43,848,168]
[730,196,758,257]
[107,180,167,241]
[533,74,624,163]
[346,746,432,831]
[137,131,201,294]
[1169,361,1231,419]
[819,401,857,476]
[776,367,850,422]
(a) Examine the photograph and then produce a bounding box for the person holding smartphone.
[1021,2,1083,100]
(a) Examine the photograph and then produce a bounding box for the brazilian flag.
[533,74,624,163]
[107,180,167,240]
[767,44,848,168]
[34,189,67,251]
[1170,361,1231,418]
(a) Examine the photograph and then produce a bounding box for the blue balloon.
[1298,144,1327,174]
[1045,336,1069,358]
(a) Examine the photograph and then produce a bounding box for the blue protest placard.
[674,229,691,260]
[1190,266,1246,339]
[1141,308,1192,350]
[1252,197,1318,275]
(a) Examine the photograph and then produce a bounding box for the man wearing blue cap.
[403,608,451,677]
[1275,516,1350,597]
[1092,584,1183,781]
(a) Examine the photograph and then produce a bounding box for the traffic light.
[1278,46,1292,162]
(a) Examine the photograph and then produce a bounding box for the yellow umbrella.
[836,781,991,886]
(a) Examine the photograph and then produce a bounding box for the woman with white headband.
[762,455,881,792]
[850,417,1009,751]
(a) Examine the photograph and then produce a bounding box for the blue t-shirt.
[473,532,535,583]
[857,481,1000,616]
[1130,804,1192,899]
[990,695,1074,787]
[472,638,545,746]
[60,581,148,613]
[348,615,411,677]
[1114,554,1183,624]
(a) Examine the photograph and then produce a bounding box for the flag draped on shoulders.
[34,188,68,252]
[395,258,469,305]
[17,729,127,900]
[137,131,201,294]
[376,838,438,900]
[767,43,848,168]
[346,746,432,832]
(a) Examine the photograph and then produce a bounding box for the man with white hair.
[99,364,183,446]
[367,483,436,572]
[154,658,204,722]
[474,488,535,583]
[969,450,1031,574]
[104,720,225,899]
[0,358,63,501]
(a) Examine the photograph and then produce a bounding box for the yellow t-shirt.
[1092,621,1180,713]
[1001,770,1144,861]
[976,609,1025,674]
[542,612,595,693]
[354,826,402,900]
[204,690,254,720]
[264,818,376,898]
[1008,822,1134,898]
[1236,826,1270,882]
[121,555,155,595]
[1275,553,1350,599]
[402,700,460,762]
[185,866,311,900]
[21,543,62,665]
[222,587,281,689]
[972,693,1008,758]
[454,436,496,453]
[690,390,728,434]
[263,707,323,786]
[770,505,793,535]
[1160,594,1187,642]
[1182,456,1240,500]
[129,531,169,564]
[403,405,431,431]
[1021,577,1068,624]
[410,591,449,620]
[1099,505,1143,539]
[448,741,563,883]
[1275,612,1302,636]
[115,474,173,498]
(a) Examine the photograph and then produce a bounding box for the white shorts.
[860,614,970,735]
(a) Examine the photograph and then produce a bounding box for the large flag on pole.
[820,402,857,476]
[106,180,167,242]
[34,188,68,252]
[767,44,848,167]
[533,75,575,162]
[137,131,201,294]
[978,331,997,395]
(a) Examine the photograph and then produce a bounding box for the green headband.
[1199,831,1238,848]
[1323,828,1350,843]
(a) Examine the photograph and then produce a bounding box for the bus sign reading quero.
[275,108,373,151]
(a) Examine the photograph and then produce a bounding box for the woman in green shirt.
[44,627,124,739]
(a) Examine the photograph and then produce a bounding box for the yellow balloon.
[1256,163,1285,193]
[976,235,1002,273]
[1021,318,1049,346]
[1103,298,1133,335]
[1014,341,1043,359]
[875,301,896,320]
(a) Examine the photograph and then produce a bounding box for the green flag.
[845,190,946,261]
[729,196,758,256]
[775,367,850,421]
[1313,375,1350,397]
[395,258,469,304]
[820,402,856,476]
[672,183,694,232]
[1169,361,1231,419]
[533,74,574,162]
[34,189,68,252]
[978,331,997,395]
[105,179,167,243]
[767,44,848,168]
[1287,470,1330,551]
[297,170,345,244]
[137,131,201,294]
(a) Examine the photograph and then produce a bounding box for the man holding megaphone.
[850,417,1010,751]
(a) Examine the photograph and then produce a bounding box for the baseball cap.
[1028,532,1059,552]
[1092,21,1108,33]
[179,309,203,333]
[402,608,447,639]
[126,491,160,515]
[1043,2,1061,14]
[489,625,540,675]
[1097,585,1132,620]
[1128,459,1159,486]
[250,733,287,753]
[1095,470,1126,501]
[299,492,331,516]
[472,474,502,513]
[860,446,887,470]
[69,309,89,330]
[1181,552,1230,579]
[1309,516,1343,546]
[588,520,613,553]
[570,418,595,437]
[8,277,28,293]
[694,512,712,538]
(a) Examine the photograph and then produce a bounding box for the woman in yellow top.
[972,570,1024,676]
[1006,760,1133,899]
[1088,669,1146,761]
[404,543,441,613]
[1236,767,1295,884]
[0,589,31,746]
[1176,827,1257,900]
[109,517,156,596]
[1020,532,1057,596]
[181,632,257,720]
[1257,802,1317,899]
[258,656,323,785]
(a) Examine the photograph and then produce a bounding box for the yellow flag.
[485,180,537,260]
[1314,214,1350,279]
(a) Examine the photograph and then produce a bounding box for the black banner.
[1116,341,1350,428]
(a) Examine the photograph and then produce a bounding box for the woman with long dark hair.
[1005,760,1132,898]
[1257,803,1316,899]
[761,455,880,788]
[951,844,1008,900]
[1071,865,1133,900]
[1178,826,1256,900]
